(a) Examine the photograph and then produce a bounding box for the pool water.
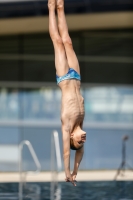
[0,181,133,200]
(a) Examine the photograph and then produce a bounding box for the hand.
[71,172,77,184]
[65,174,77,186]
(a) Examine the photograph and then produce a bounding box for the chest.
[61,95,85,123]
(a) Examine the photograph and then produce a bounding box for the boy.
[48,0,86,186]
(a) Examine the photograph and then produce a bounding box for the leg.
[56,0,80,74]
[48,0,69,77]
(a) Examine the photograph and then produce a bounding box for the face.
[70,126,86,149]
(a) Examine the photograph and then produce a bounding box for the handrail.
[53,131,62,172]
[51,131,62,200]
[19,140,41,200]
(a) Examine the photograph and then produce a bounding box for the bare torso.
[59,79,85,133]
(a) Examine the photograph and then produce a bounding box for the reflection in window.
[84,87,133,123]
[0,88,19,119]
[0,86,132,123]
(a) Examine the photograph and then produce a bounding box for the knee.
[57,0,64,10]
[51,34,63,45]
[62,36,72,46]
[48,0,55,10]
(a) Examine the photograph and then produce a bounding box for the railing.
[19,140,41,200]
[51,131,62,200]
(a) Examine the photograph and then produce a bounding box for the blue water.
[0,181,133,200]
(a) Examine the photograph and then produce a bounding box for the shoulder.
[61,114,70,132]
[61,113,68,125]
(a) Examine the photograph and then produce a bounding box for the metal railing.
[19,140,41,200]
[51,131,62,200]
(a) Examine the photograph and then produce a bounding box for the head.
[70,126,86,150]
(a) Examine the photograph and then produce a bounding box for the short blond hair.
[70,138,82,150]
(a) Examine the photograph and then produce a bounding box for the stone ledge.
[0,170,133,182]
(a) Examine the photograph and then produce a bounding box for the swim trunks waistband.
[56,68,81,84]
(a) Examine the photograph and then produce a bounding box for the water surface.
[0,181,133,200]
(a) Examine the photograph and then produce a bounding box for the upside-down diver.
[48,0,86,186]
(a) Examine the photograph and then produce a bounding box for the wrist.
[73,167,78,175]
[65,169,71,176]
[72,170,77,175]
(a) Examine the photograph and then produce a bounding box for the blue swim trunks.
[56,68,81,84]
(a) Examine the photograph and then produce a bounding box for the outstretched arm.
[62,125,70,177]
[72,120,84,177]
[62,125,76,186]
[72,146,84,182]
